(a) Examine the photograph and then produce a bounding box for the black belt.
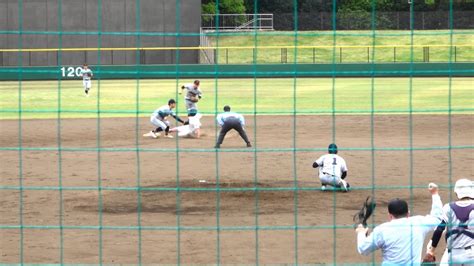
[448,245,472,253]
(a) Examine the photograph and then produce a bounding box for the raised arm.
[421,183,443,235]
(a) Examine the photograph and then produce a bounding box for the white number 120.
[60,67,83,77]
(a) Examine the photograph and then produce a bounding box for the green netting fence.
[1,0,473,265]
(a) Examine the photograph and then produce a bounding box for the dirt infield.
[1,115,473,264]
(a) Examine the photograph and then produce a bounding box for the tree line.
[202,0,474,14]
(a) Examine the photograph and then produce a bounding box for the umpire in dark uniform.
[215,105,251,148]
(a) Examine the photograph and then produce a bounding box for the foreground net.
[0,0,473,264]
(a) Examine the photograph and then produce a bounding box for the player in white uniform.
[179,80,203,115]
[79,64,93,96]
[424,178,473,265]
[169,110,202,138]
[355,184,443,265]
[143,99,185,139]
[312,143,349,191]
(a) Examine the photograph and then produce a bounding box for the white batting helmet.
[454,178,474,199]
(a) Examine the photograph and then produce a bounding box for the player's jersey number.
[60,67,83,78]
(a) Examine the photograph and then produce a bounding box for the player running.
[79,64,93,96]
[143,99,185,139]
[179,80,202,115]
[312,143,349,192]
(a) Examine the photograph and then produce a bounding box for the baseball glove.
[353,196,376,228]
[189,95,199,103]
[422,253,436,264]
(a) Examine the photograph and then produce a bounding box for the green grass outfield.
[0,77,473,119]
[209,30,474,63]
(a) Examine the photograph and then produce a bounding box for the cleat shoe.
[143,131,158,139]
[246,142,252,147]
[214,144,220,149]
[340,180,349,192]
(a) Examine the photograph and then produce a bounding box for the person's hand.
[355,224,369,236]
[428,183,438,195]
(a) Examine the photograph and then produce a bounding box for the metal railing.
[199,28,215,64]
[201,14,274,31]
[1,45,472,66]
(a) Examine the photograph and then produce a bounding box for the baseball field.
[1,77,473,264]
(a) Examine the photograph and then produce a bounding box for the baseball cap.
[328,143,338,154]
[223,105,231,112]
[454,178,473,199]
[168,99,176,105]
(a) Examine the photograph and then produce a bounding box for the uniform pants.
[440,246,474,266]
[83,79,91,89]
[185,99,197,112]
[216,118,250,145]
[150,116,170,131]
[319,173,343,187]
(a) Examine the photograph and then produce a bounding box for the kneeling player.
[312,143,349,192]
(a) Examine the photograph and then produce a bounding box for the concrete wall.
[0,0,201,66]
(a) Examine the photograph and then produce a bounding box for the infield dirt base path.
[1,115,473,264]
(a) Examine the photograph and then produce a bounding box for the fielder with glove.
[180,80,202,115]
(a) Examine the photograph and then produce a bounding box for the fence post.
[454,46,457,62]
[340,47,342,63]
[226,48,228,64]
[214,49,217,64]
[394,47,396,63]
[313,48,315,63]
[367,47,370,63]
[423,46,429,62]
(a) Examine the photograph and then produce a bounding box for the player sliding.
[143,99,185,139]
[169,109,202,138]
[312,143,349,192]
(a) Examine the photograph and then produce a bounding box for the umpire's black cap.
[223,105,231,112]
[388,198,409,218]
[328,143,338,154]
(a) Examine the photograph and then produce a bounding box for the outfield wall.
[0,0,201,66]
[0,63,472,80]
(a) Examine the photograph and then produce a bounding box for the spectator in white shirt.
[355,183,443,265]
